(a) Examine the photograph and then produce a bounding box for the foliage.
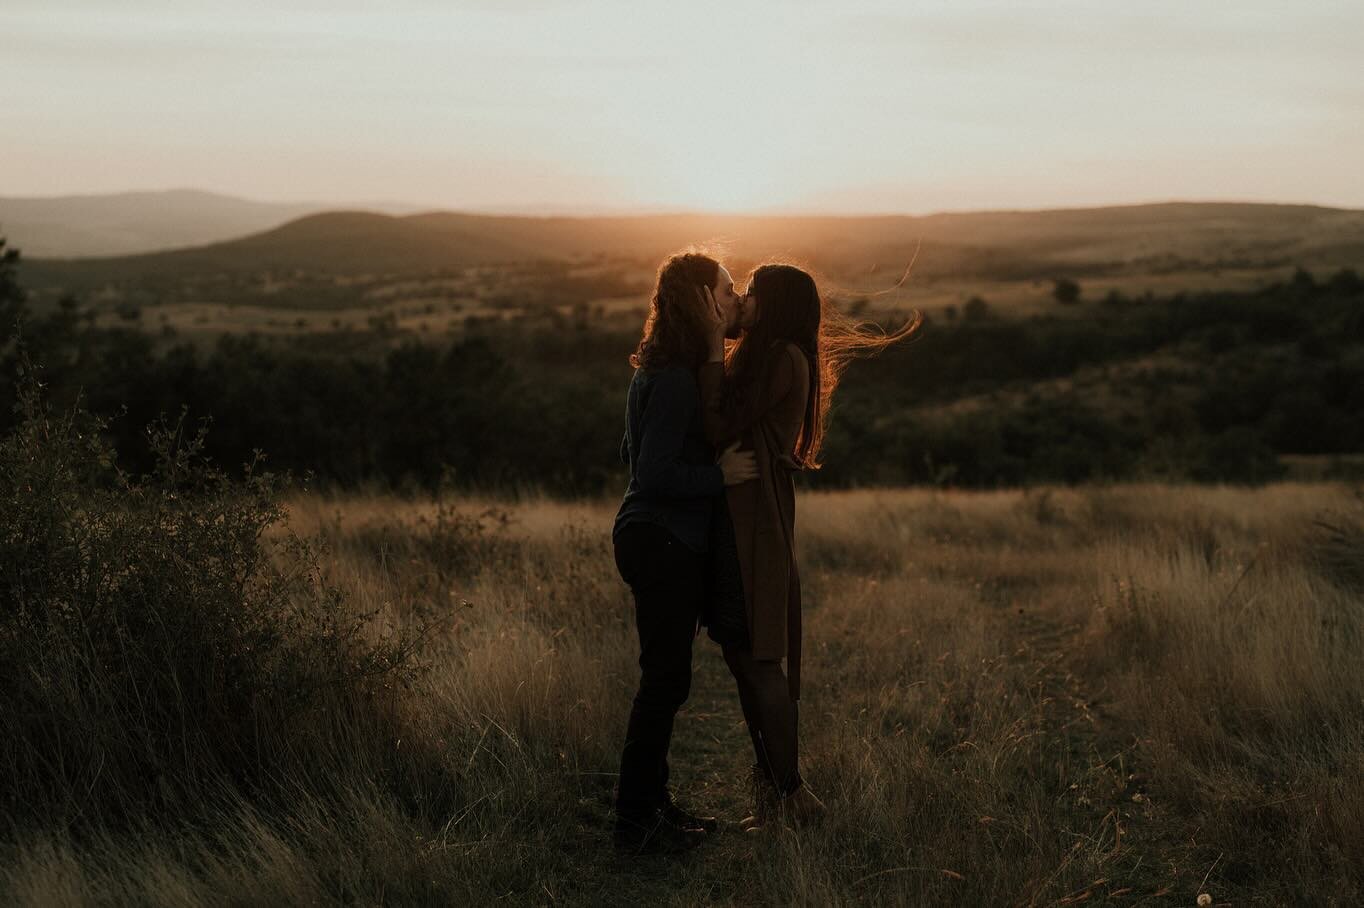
[962,295,990,321]
[2,254,1362,492]
[0,357,432,828]
[5,483,1358,903]
[0,238,26,370]
[1052,276,1081,304]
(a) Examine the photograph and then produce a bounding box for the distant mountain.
[0,189,422,257]
[16,201,1364,294]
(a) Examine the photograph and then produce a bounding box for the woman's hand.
[718,440,758,486]
[699,285,726,363]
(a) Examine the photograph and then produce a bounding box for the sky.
[2,0,1361,215]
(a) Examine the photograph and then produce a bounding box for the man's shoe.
[660,794,719,834]
[613,808,706,856]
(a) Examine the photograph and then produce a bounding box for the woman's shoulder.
[770,341,811,375]
[749,341,810,400]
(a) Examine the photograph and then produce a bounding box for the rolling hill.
[15,201,1364,297]
[0,189,421,258]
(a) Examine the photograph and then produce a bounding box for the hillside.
[0,189,420,258]
[19,202,1364,297]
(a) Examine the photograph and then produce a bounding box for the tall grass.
[2,377,1360,904]
[1083,490,1364,896]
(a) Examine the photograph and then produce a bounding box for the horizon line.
[2,187,1361,220]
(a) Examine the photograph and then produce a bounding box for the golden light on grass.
[6,480,1359,901]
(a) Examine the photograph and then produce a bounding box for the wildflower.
[1197,894,1212,907]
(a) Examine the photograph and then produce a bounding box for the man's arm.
[634,370,725,498]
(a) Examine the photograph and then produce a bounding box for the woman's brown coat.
[698,341,812,701]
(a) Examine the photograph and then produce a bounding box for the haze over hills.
[0,189,424,258]
[16,200,1364,296]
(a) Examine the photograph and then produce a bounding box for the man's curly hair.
[629,251,720,371]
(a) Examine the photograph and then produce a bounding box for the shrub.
[0,358,431,829]
[1052,278,1081,305]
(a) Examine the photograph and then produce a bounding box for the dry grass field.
[4,482,1361,906]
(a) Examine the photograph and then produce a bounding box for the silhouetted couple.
[610,251,920,855]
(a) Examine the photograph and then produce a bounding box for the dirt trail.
[571,638,770,903]
[1009,602,1186,902]
[585,598,1188,902]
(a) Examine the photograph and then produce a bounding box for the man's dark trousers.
[613,520,705,818]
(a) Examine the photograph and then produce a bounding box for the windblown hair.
[629,252,720,371]
[725,262,923,470]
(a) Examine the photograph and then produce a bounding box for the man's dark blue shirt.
[612,364,724,553]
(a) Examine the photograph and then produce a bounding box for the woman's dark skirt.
[704,494,751,650]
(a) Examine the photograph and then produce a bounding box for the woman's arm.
[697,343,810,448]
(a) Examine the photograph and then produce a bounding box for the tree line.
[3,238,1362,493]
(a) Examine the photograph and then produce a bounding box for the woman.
[610,251,756,856]
[697,262,921,832]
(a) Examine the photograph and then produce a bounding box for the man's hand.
[699,285,726,363]
[717,440,757,486]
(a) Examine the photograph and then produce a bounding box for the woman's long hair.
[725,261,923,470]
[629,251,720,371]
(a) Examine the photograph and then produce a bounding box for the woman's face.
[736,279,759,331]
[712,265,745,338]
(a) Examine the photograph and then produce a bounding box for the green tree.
[963,296,990,321]
[1052,278,1081,305]
[0,238,27,353]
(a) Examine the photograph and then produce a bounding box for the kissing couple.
[610,251,920,855]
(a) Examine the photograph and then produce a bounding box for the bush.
[963,295,990,321]
[1052,277,1081,305]
[0,359,431,829]
[1191,426,1285,484]
[4,250,1362,492]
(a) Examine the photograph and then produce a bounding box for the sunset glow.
[2,0,1361,213]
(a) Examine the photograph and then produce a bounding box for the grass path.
[1008,599,1202,904]
[561,593,1202,906]
[563,635,772,904]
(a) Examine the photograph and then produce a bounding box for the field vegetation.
[0,366,1360,903]
[2,211,1363,904]
[16,201,1363,340]
[3,239,1362,493]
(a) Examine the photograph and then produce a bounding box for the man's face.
[712,265,744,338]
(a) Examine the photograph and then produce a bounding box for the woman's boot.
[775,780,827,828]
[739,763,780,832]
